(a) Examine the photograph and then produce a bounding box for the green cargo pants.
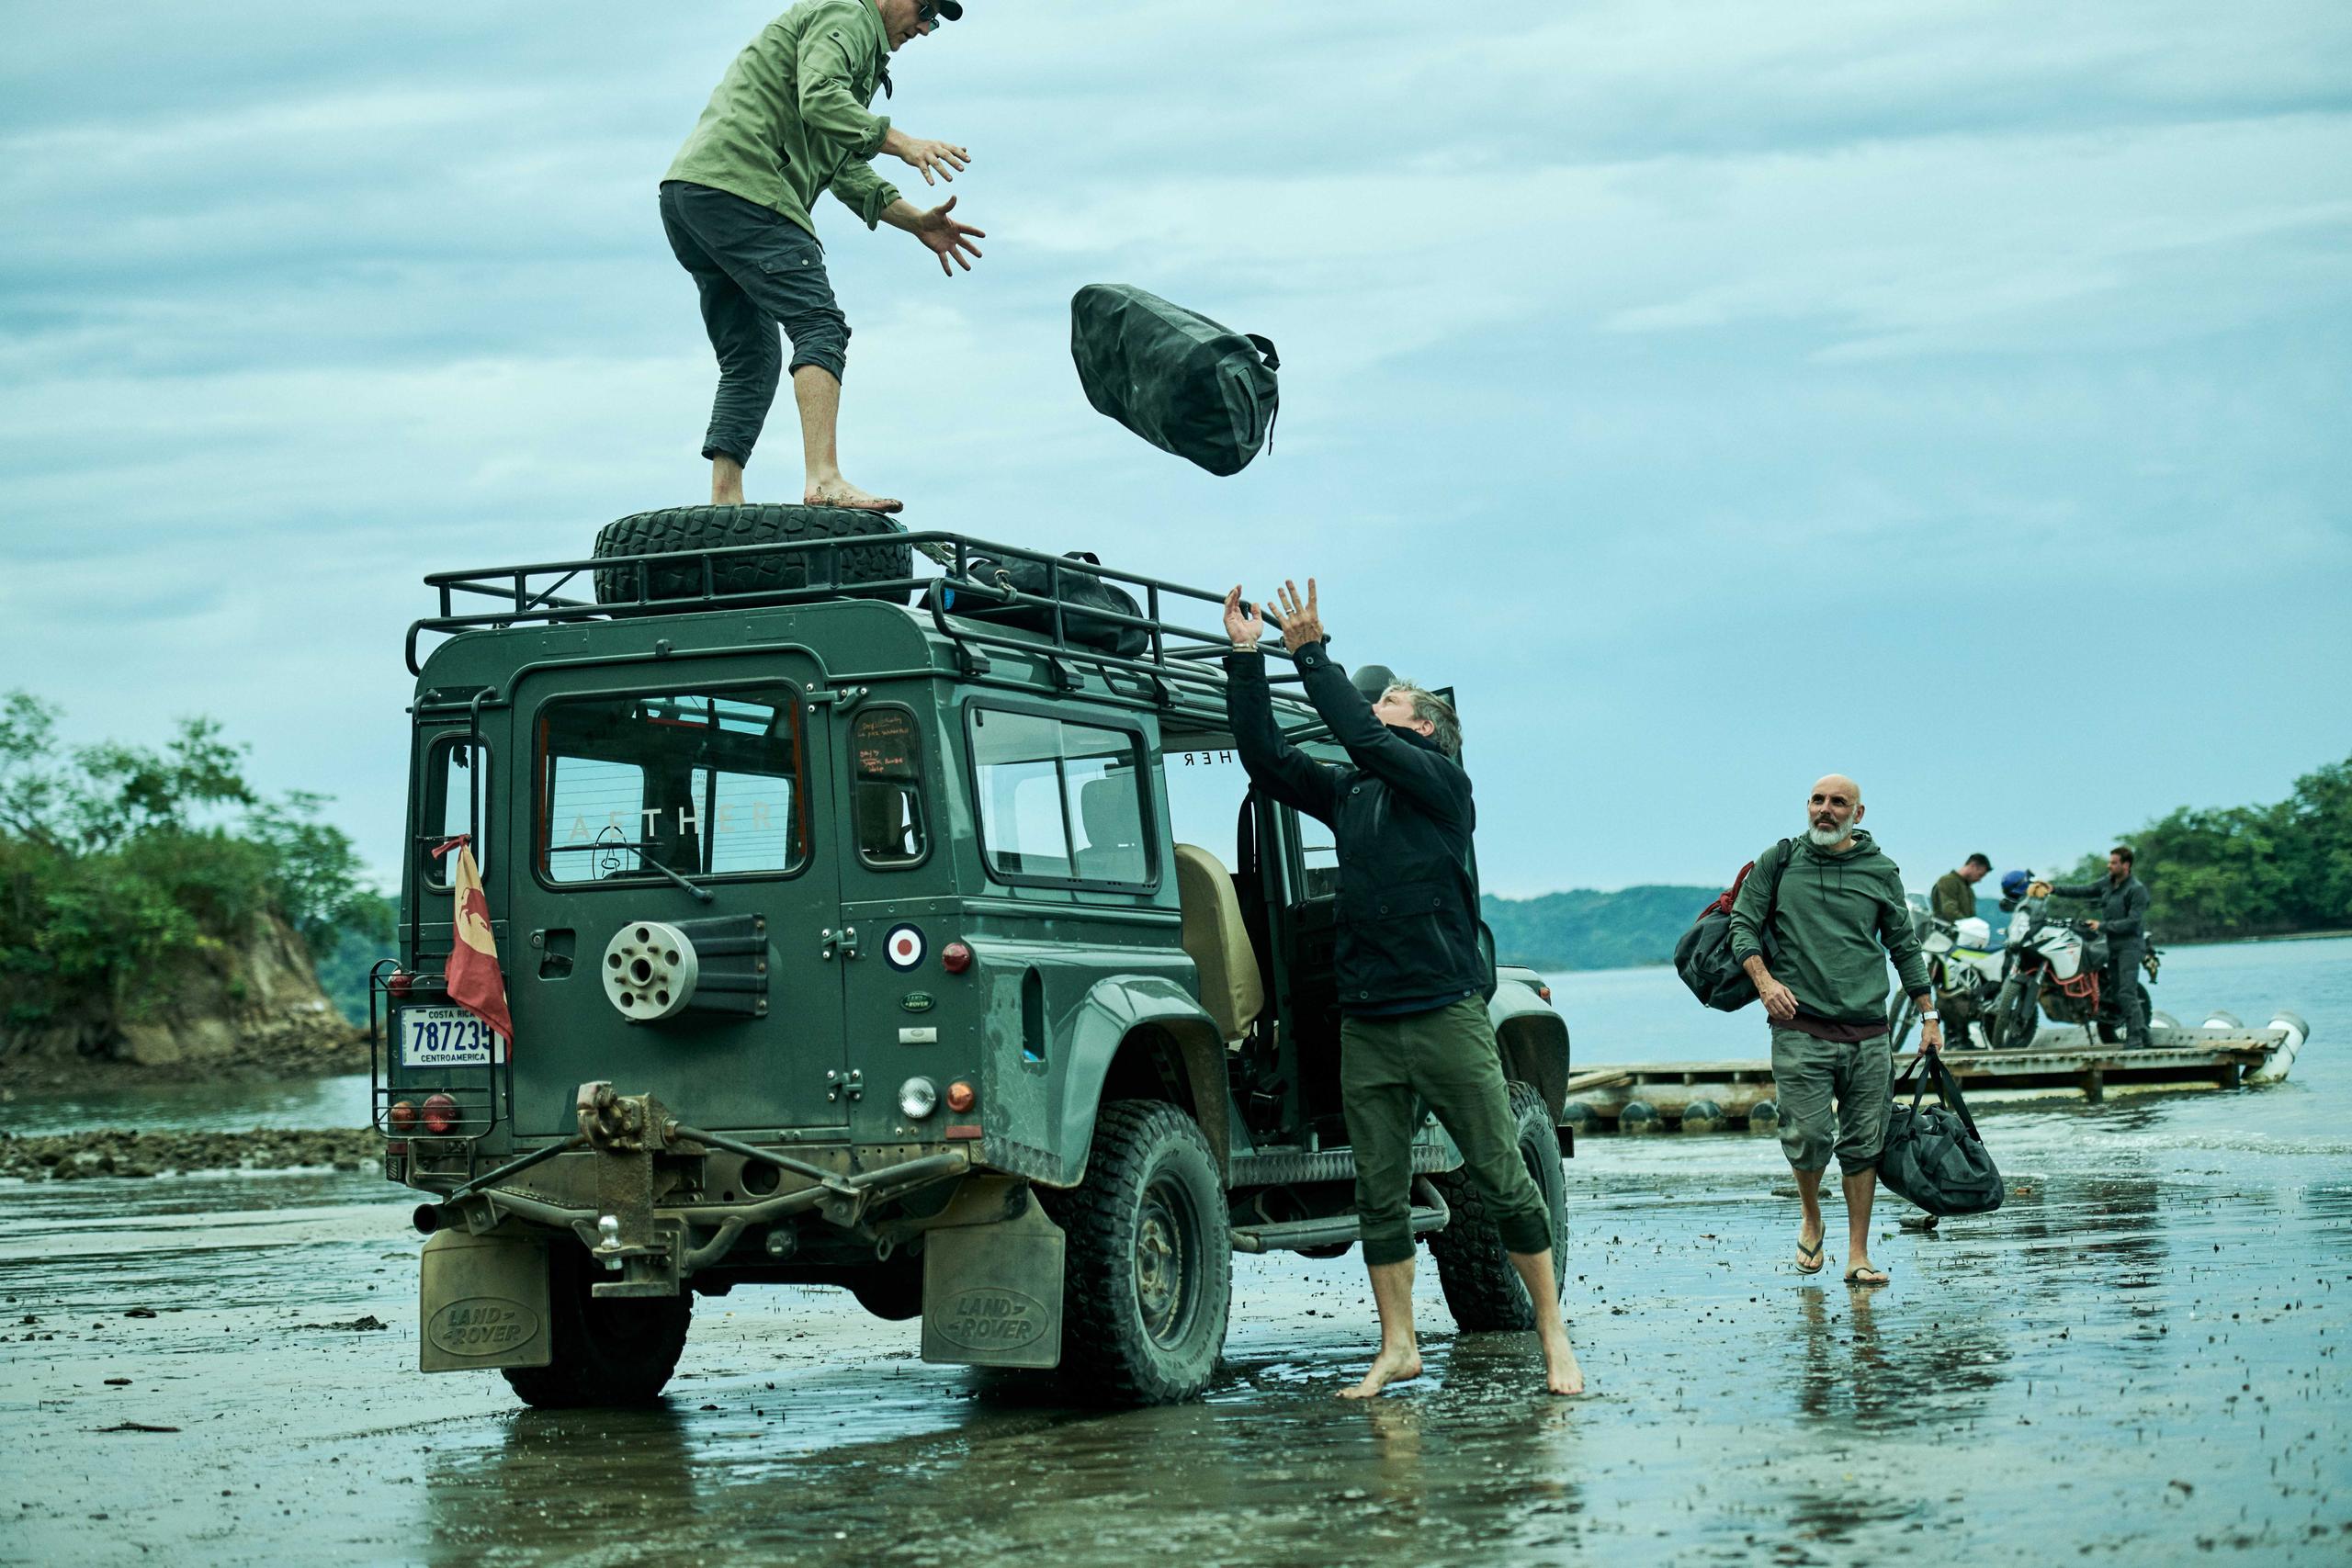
[1340,996,1555,1268]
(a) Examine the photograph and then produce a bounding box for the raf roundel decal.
[884,923,926,971]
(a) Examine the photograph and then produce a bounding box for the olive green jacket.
[1931,869,1976,923]
[665,0,903,237]
[1727,830,1931,1025]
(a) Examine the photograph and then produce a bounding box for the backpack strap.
[1245,333,1279,371]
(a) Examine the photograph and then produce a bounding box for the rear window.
[969,707,1151,887]
[536,687,808,886]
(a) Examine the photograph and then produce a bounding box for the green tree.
[0,690,385,1024]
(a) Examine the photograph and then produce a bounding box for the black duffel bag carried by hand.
[927,550,1149,658]
[1878,1054,2005,1216]
[1070,285,1280,476]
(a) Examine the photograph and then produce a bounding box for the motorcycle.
[1889,911,2005,1051]
[1982,884,2160,1048]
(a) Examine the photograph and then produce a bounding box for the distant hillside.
[1482,885,1716,973]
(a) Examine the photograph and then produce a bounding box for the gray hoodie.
[1728,829,1929,1025]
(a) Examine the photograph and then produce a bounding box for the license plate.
[400,1006,506,1068]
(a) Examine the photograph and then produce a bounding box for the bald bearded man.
[1727,775,1939,1288]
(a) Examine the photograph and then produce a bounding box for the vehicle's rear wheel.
[502,1244,691,1408]
[1425,1084,1566,1333]
[591,503,912,607]
[1045,1100,1230,1404]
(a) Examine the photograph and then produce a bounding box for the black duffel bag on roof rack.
[925,550,1151,658]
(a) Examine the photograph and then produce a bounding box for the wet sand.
[3,1132,2346,1567]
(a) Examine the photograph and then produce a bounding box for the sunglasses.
[916,3,940,22]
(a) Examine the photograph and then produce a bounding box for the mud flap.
[920,1191,1066,1370]
[419,1226,552,1373]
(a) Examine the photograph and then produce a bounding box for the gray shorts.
[1770,1026,1894,1174]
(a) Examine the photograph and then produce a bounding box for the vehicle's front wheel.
[1046,1100,1230,1404]
[502,1244,691,1408]
[1425,1084,1566,1333]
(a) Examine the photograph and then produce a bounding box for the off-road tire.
[848,1259,925,1322]
[1043,1100,1230,1405]
[591,503,912,607]
[502,1244,692,1408]
[1424,1083,1566,1333]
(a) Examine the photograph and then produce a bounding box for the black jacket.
[2052,872,2152,948]
[1225,641,1486,1012]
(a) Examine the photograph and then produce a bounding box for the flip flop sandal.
[1843,1266,1890,1288]
[1796,1238,1826,1275]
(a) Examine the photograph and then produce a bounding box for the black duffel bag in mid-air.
[1070,284,1280,476]
[926,550,1150,658]
[1878,1054,2005,1217]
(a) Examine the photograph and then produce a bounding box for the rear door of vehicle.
[504,660,847,1137]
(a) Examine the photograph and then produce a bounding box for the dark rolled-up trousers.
[659,180,851,466]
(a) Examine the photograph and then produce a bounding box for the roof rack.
[408,529,1331,730]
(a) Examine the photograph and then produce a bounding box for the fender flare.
[1489,983,1570,1122]
[1042,976,1228,1188]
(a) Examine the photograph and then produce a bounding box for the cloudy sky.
[4,0,2347,896]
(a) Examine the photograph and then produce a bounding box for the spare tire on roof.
[592,504,912,608]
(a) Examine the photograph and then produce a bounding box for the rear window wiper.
[548,840,716,903]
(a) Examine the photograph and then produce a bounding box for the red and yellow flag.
[432,837,513,1043]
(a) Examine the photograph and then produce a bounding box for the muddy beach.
[2,942,2346,1567]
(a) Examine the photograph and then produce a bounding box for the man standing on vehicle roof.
[662,0,986,514]
[1932,854,1991,924]
[1220,579,1584,1398]
[1730,776,1939,1289]
[2051,846,2153,1049]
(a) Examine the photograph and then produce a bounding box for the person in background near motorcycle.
[1729,775,1939,1289]
[2050,846,2153,1048]
[662,0,987,513]
[1932,854,1992,923]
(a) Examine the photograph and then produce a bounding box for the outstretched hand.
[1222,585,1264,650]
[913,196,986,276]
[1274,579,1326,652]
[891,133,971,186]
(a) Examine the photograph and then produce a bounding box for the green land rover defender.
[381,505,1573,1405]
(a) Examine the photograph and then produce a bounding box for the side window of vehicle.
[970,707,1150,887]
[1294,809,1340,901]
[851,707,927,868]
[421,737,491,890]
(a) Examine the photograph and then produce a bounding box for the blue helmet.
[2000,869,2031,899]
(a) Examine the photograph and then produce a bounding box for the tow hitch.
[574,1082,688,1298]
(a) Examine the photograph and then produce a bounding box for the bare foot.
[804,479,903,513]
[1337,1343,1422,1399]
[1539,1329,1586,1396]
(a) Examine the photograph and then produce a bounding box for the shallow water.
[1,940,2346,1565]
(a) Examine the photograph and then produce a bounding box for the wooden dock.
[1564,1021,2308,1132]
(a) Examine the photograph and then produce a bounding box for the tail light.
[387,970,413,1000]
[1536,983,1553,1004]
[421,1093,459,1135]
[944,1080,976,1113]
[941,942,973,975]
[388,1100,418,1132]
